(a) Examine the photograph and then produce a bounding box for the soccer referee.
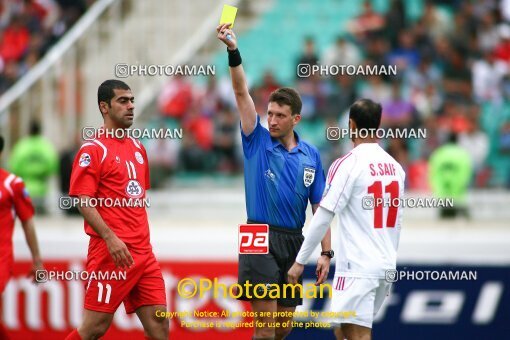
[217,24,332,340]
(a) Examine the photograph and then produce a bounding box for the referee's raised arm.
[216,23,257,135]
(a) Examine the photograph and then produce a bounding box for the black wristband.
[228,48,242,67]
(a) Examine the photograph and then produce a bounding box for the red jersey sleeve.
[12,178,35,222]
[69,144,103,197]
[141,144,151,190]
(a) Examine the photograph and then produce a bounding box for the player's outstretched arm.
[77,195,134,269]
[216,23,257,135]
[20,218,44,282]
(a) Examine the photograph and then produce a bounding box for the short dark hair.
[349,98,382,130]
[447,132,458,144]
[268,87,302,115]
[29,120,41,136]
[0,135,4,153]
[97,79,130,109]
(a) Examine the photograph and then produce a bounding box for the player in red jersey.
[0,135,43,340]
[64,80,168,340]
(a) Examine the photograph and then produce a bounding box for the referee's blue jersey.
[241,116,326,230]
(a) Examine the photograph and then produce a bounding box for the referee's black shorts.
[237,223,304,307]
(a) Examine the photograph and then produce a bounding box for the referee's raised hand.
[217,23,237,50]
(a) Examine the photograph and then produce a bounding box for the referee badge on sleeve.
[303,167,316,187]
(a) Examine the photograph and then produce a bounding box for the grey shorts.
[237,225,304,307]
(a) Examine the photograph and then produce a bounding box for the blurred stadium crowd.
[151,0,510,190]
[3,0,510,212]
[0,0,94,94]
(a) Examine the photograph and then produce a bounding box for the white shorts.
[330,275,392,328]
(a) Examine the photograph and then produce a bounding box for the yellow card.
[220,5,238,28]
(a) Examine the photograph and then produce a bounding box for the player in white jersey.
[288,99,406,340]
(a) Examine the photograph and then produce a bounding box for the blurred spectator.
[384,0,406,48]
[9,121,58,214]
[407,158,429,191]
[347,0,385,42]
[500,122,510,155]
[295,37,319,78]
[477,11,500,53]
[252,70,281,114]
[458,116,489,178]
[179,106,214,172]
[217,76,237,109]
[405,57,442,93]
[501,0,510,23]
[437,100,471,134]
[429,133,472,218]
[59,133,80,215]
[412,84,442,120]
[494,24,510,62]
[442,48,472,98]
[158,75,194,120]
[421,1,452,40]
[50,0,88,39]
[196,77,222,117]
[0,60,19,93]
[24,0,59,30]
[321,36,361,66]
[386,31,420,71]
[321,74,357,120]
[296,74,323,119]
[298,37,319,66]
[421,116,444,159]
[145,123,181,188]
[0,15,30,62]
[360,74,392,104]
[411,18,435,58]
[450,3,478,53]
[472,51,508,103]
[382,82,416,128]
[0,0,94,96]
[387,138,409,174]
[364,38,390,67]
[183,106,213,151]
[0,0,93,95]
[213,108,240,174]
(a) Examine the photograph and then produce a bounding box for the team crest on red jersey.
[125,180,143,198]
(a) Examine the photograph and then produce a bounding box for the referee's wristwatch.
[321,250,334,259]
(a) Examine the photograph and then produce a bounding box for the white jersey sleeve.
[295,207,335,265]
[320,153,357,214]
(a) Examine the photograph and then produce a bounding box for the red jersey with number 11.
[69,135,152,253]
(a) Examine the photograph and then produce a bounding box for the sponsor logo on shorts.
[238,224,269,254]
